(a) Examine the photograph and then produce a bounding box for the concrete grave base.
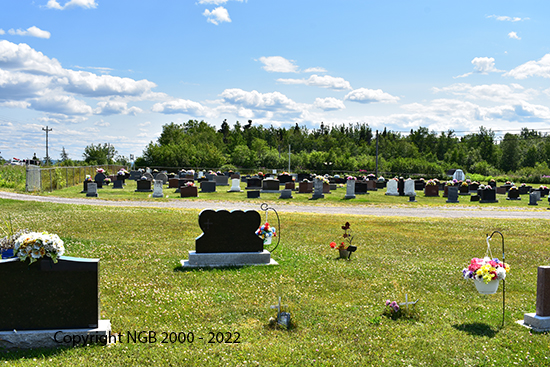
[0,319,112,350]
[181,250,278,268]
[517,313,550,332]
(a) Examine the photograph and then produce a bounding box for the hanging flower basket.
[474,279,500,295]
[462,236,510,295]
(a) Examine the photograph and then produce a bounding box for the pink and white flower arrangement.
[462,257,510,284]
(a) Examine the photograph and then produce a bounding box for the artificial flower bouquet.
[256,222,276,244]
[329,222,356,257]
[14,231,65,264]
[96,168,105,174]
[462,257,509,284]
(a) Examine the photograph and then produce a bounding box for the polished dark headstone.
[507,189,520,200]
[246,177,262,189]
[94,172,106,188]
[298,181,313,193]
[195,209,263,253]
[278,175,293,184]
[81,180,90,193]
[479,189,498,203]
[168,178,180,188]
[112,180,124,189]
[262,178,280,191]
[0,257,99,331]
[135,179,153,192]
[200,181,216,193]
[446,186,459,203]
[355,181,368,194]
[247,190,260,198]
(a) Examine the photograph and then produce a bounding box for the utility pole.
[42,126,52,165]
[375,130,379,177]
[288,145,291,173]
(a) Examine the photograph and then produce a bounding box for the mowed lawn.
[1,197,549,366]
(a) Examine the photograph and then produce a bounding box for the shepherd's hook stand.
[487,230,505,328]
[260,203,281,253]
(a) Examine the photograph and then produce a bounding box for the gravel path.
[2,191,550,219]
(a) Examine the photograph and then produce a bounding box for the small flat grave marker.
[279,189,293,199]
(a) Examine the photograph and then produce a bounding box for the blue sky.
[1,1,550,162]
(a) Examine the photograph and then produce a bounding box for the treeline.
[136,120,550,179]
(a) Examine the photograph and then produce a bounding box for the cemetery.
[0,180,550,365]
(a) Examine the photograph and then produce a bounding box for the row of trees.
[135,120,550,178]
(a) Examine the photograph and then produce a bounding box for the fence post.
[49,168,52,192]
[66,167,68,188]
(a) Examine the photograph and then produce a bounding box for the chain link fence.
[26,165,125,192]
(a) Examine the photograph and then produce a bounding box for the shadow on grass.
[452,322,499,337]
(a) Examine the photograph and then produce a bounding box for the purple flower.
[385,300,391,306]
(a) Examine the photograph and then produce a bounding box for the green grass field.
[1,196,549,366]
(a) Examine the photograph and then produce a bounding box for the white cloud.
[198,0,228,4]
[433,83,538,103]
[304,67,327,73]
[455,57,504,78]
[152,99,209,116]
[8,26,51,39]
[45,0,97,10]
[30,94,93,115]
[0,40,158,118]
[258,56,299,73]
[94,120,110,127]
[314,97,345,111]
[345,88,399,104]
[0,29,5,35]
[508,31,521,40]
[277,75,352,90]
[94,101,143,116]
[504,54,550,79]
[220,88,300,111]
[487,15,529,22]
[203,6,231,25]
[138,121,151,127]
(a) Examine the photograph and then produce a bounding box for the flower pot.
[264,236,272,245]
[1,248,14,259]
[474,279,500,294]
[339,249,350,259]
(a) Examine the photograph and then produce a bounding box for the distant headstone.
[344,179,356,199]
[214,175,229,186]
[168,178,180,188]
[135,180,153,192]
[479,188,498,203]
[197,171,205,179]
[228,178,242,192]
[180,185,198,197]
[278,175,293,184]
[311,178,324,199]
[178,171,187,178]
[246,177,262,190]
[86,182,98,197]
[143,172,154,181]
[279,189,293,199]
[247,190,260,199]
[112,180,123,189]
[206,173,215,181]
[298,181,313,193]
[94,173,106,188]
[518,186,531,195]
[262,178,280,192]
[385,179,399,196]
[81,180,90,193]
[446,186,459,203]
[507,189,520,200]
[200,181,216,193]
[404,179,416,197]
[152,180,164,198]
[470,195,480,202]
[355,181,368,194]
[195,210,263,253]
[129,170,140,180]
[398,178,405,196]
[453,169,465,181]
[156,173,168,185]
[529,191,540,206]
[285,182,295,190]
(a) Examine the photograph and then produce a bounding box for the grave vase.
[474,279,500,295]
[263,236,272,245]
[1,248,14,259]
[339,249,350,259]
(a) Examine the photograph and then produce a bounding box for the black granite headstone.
[246,177,262,189]
[112,180,124,189]
[446,186,459,203]
[200,181,216,193]
[94,172,106,188]
[355,181,368,194]
[195,210,263,253]
[0,257,99,331]
[135,179,152,192]
[247,190,260,198]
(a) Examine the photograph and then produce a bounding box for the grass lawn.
[0,197,549,366]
